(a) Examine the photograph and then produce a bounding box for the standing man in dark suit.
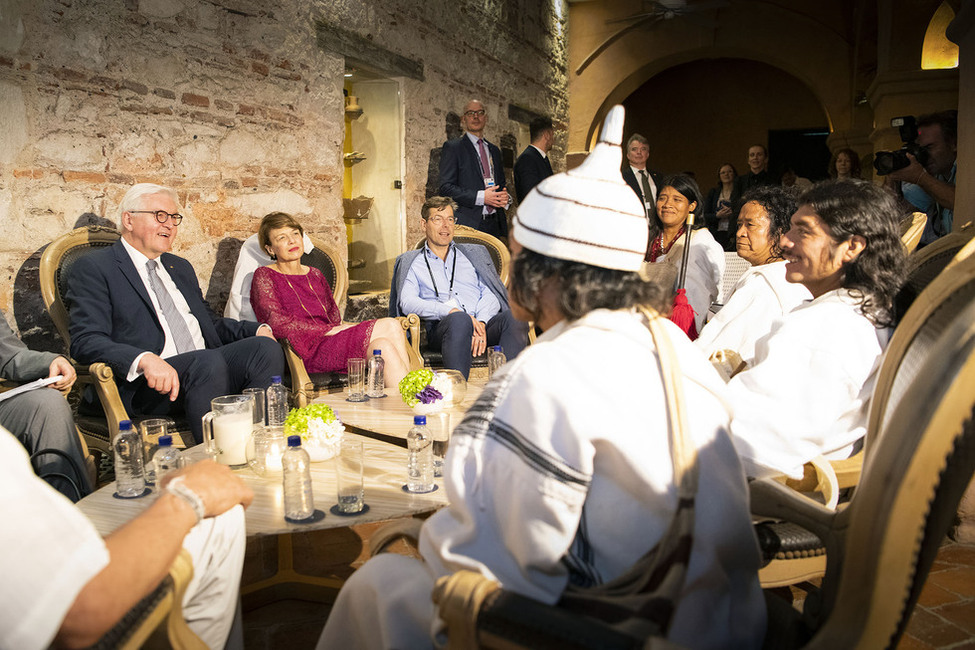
[730,144,774,213]
[438,99,511,239]
[513,116,554,202]
[66,183,285,443]
[620,133,664,222]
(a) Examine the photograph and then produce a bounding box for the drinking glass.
[334,438,365,513]
[140,418,169,484]
[431,412,451,477]
[347,358,368,402]
[488,346,506,379]
[202,394,255,467]
[243,387,266,426]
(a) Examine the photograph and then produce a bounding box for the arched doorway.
[617,58,831,185]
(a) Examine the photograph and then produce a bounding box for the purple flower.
[417,385,443,404]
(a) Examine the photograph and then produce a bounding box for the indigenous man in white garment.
[696,184,811,370]
[0,427,251,650]
[316,106,766,649]
[727,179,907,479]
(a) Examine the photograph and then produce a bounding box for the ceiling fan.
[575,0,730,75]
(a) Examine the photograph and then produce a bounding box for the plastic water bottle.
[488,345,507,379]
[266,376,289,427]
[407,415,435,493]
[282,435,315,521]
[152,435,182,485]
[367,349,385,398]
[114,419,146,498]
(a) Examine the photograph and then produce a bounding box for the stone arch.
[567,1,859,154]
[583,47,839,153]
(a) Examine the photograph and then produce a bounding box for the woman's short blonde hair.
[258,211,304,250]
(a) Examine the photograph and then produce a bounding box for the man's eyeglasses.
[464,109,486,118]
[426,215,456,225]
[129,210,184,225]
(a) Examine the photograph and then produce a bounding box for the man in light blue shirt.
[390,197,527,378]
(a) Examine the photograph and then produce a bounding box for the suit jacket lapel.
[112,241,157,317]
[463,135,482,174]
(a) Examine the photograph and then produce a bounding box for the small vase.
[412,400,445,415]
[435,369,467,406]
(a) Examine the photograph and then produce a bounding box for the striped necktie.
[146,259,197,354]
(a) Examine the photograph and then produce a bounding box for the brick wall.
[0,0,566,351]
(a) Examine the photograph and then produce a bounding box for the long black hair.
[740,185,798,262]
[651,173,705,238]
[798,179,906,326]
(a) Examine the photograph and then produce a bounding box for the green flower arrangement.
[398,368,436,407]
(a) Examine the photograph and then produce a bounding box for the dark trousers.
[428,310,528,379]
[128,337,284,443]
[1,388,93,502]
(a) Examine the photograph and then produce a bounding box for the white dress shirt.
[119,236,206,380]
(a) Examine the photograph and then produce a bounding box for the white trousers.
[180,505,247,649]
[316,553,438,650]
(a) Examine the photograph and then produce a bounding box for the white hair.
[117,183,181,225]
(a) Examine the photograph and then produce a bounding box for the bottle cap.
[373,349,381,355]
[158,435,172,447]
[120,419,133,430]
[414,415,426,425]
[288,435,302,447]
[492,345,502,351]
[271,376,282,384]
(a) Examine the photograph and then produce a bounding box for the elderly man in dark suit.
[621,133,664,222]
[514,116,554,202]
[66,183,284,443]
[438,99,511,239]
[0,314,91,501]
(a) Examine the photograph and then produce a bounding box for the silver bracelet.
[165,475,206,523]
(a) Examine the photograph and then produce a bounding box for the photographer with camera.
[878,110,957,246]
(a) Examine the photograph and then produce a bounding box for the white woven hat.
[512,105,648,272]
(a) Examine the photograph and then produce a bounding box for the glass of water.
[431,412,451,477]
[347,358,368,402]
[334,438,365,513]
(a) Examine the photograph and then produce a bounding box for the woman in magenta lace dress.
[250,212,411,387]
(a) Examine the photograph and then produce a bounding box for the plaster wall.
[0,0,567,351]
[568,1,853,154]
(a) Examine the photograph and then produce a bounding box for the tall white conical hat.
[512,105,648,271]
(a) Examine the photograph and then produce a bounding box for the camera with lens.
[874,116,930,175]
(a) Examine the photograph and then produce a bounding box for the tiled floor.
[242,539,975,649]
[899,542,975,649]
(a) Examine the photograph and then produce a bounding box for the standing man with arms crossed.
[438,99,511,239]
[66,183,285,443]
[513,116,555,202]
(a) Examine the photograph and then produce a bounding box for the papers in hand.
[0,375,64,403]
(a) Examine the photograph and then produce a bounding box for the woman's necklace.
[648,225,686,263]
[279,267,331,319]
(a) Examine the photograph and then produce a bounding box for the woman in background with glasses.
[250,212,411,387]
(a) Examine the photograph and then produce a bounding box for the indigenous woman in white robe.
[727,180,907,479]
[645,174,724,335]
[696,185,811,368]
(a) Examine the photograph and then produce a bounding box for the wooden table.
[76,433,448,538]
[311,379,484,445]
[77,433,451,608]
